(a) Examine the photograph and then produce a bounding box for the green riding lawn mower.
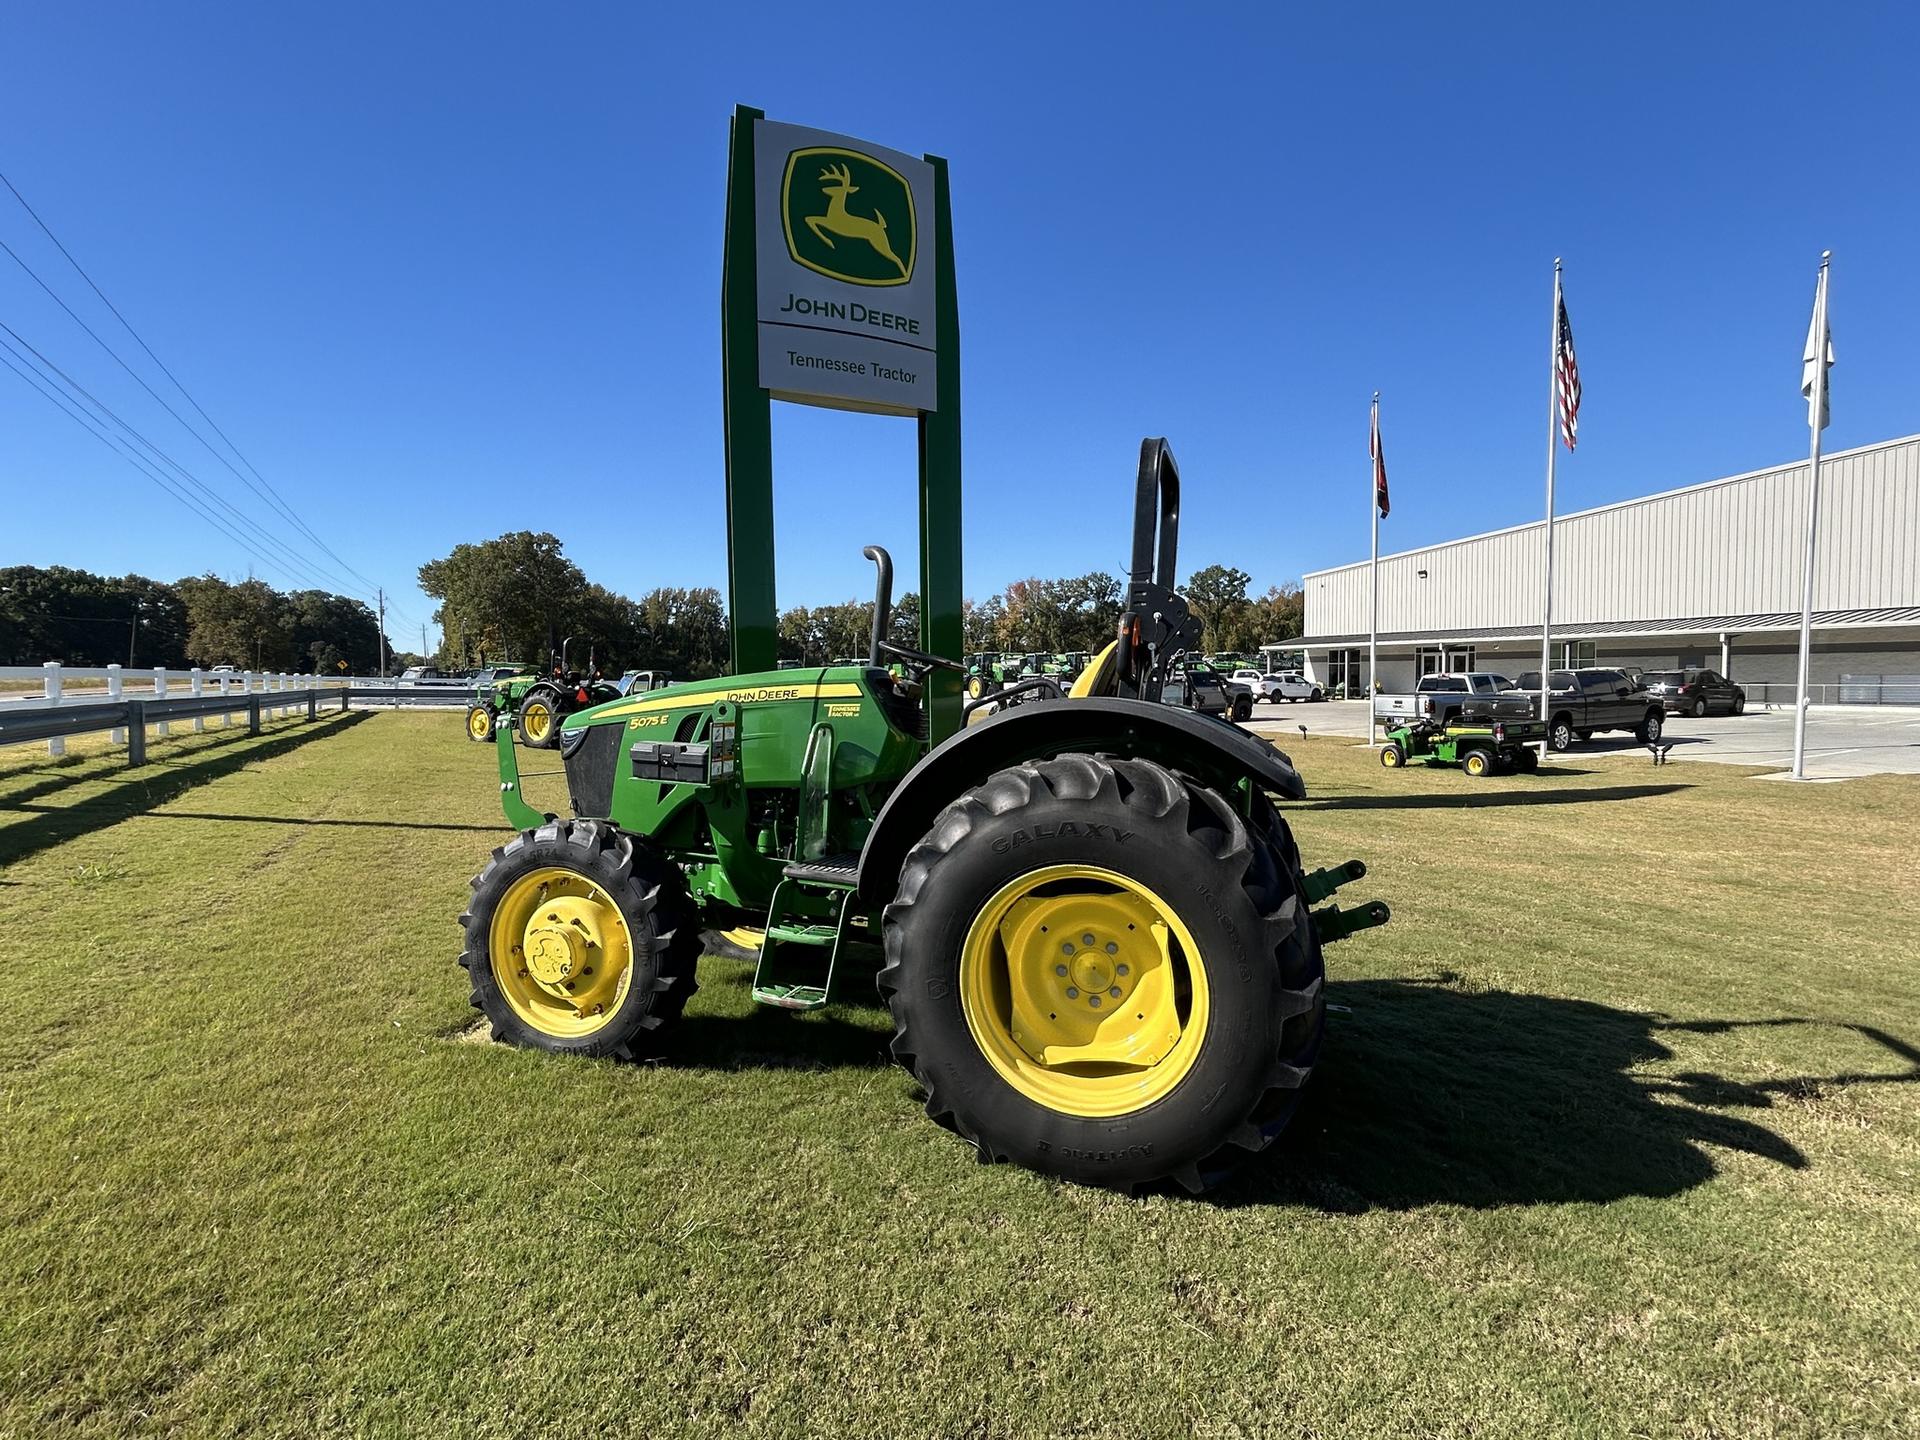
[459,441,1389,1193]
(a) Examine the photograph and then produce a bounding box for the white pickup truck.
[1372,672,1536,728]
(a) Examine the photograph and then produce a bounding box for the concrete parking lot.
[1242,699,1920,779]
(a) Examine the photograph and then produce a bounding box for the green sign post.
[720,105,963,743]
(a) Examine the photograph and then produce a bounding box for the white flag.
[1801,268,1834,431]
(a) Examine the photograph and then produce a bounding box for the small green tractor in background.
[459,440,1389,1193]
[464,641,626,749]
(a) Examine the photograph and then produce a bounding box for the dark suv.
[1513,667,1666,751]
[1643,669,1747,717]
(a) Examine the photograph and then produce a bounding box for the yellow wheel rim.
[522,702,551,741]
[719,926,765,952]
[958,864,1209,1118]
[488,867,634,1037]
[468,708,493,740]
[1465,752,1488,776]
[967,676,984,699]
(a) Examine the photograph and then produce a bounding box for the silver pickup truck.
[1372,672,1537,728]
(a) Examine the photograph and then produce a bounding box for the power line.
[0,321,357,594]
[0,168,391,596]
[0,346,307,587]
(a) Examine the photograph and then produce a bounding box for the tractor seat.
[782,852,860,886]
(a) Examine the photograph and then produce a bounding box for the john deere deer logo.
[781,146,916,287]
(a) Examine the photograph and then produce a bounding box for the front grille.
[563,723,622,818]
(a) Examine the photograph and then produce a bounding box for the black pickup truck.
[1514,667,1666,751]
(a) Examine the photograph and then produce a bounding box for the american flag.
[1555,290,1581,451]
[1370,399,1389,517]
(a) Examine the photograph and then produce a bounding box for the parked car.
[469,663,534,688]
[1373,672,1536,729]
[1642,668,1747,717]
[1232,667,1324,703]
[1512,667,1666,751]
[618,669,675,695]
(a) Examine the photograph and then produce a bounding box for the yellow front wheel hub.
[959,865,1209,1118]
[489,867,634,1036]
[522,702,552,741]
[468,708,493,740]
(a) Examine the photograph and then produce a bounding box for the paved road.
[1242,699,1920,779]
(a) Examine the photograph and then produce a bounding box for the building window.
[1324,648,1364,697]
[1551,640,1596,669]
[1419,645,1475,675]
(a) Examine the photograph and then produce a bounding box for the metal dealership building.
[1289,432,1920,701]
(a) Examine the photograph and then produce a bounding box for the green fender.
[854,697,1306,905]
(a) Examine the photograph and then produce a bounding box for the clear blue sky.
[4,3,1915,649]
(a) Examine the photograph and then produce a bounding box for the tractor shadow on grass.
[662,960,895,1072]
[0,711,371,870]
[1299,781,1693,813]
[1210,974,1918,1213]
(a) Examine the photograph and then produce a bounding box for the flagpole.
[1538,259,1562,753]
[1791,251,1832,781]
[1367,391,1380,746]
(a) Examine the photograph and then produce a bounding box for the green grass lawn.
[2,711,1915,1438]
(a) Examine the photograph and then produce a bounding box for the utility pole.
[378,588,387,679]
[421,621,428,661]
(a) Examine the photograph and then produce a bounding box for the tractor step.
[751,981,831,1010]
[782,852,860,888]
[765,922,838,946]
[751,877,858,1012]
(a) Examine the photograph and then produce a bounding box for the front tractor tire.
[518,687,561,749]
[465,703,495,743]
[880,756,1325,1194]
[458,820,700,1060]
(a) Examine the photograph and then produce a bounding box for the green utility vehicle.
[460,440,1388,1193]
[1379,716,1546,777]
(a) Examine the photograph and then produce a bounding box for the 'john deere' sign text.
[754,120,937,414]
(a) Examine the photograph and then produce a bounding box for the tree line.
[418,533,1304,679]
[0,565,392,673]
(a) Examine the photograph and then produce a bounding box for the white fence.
[0,663,472,757]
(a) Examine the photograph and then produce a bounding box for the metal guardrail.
[0,681,489,770]
[0,687,338,766]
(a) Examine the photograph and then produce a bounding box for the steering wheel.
[876,640,966,674]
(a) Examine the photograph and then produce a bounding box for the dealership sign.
[753,120,938,414]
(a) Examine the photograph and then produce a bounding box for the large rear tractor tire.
[518,687,561,749]
[458,820,699,1059]
[880,756,1325,1194]
[465,703,495,743]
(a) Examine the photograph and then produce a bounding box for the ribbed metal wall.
[1305,434,1920,637]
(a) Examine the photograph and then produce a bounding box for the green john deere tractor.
[459,440,1388,1192]
[467,641,625,749]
